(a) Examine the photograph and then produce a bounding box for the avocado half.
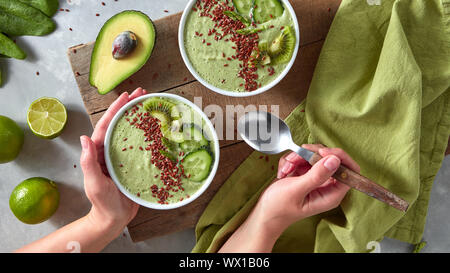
[89,10,156,94]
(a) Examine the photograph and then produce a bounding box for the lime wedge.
[27,97,67,139]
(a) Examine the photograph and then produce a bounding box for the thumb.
[80,135,105,183]
[295,155,341,194]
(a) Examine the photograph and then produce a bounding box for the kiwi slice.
[143,97,180,126]
[268,26,296,65]
[249,42,272,67]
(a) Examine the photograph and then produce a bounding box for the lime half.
[27,97,67,139]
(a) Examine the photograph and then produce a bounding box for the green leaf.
[159,149,177,162]
[18,0,59,17]
[0,33,26,59]
[236,26,265,35]
[0,0,56,36]
[223,10,251,26]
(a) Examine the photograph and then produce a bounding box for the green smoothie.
[109,97,215,205]
[184,0,296,92]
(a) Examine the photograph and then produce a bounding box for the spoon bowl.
[237,111,313,159]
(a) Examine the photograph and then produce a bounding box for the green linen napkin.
[193,0,450,253]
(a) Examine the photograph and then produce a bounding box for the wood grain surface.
[67,0,342,242]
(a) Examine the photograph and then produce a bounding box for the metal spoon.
[237,111,409,212]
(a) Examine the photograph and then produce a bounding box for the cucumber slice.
[253,0,284,23]
[233,0,253,17]
[183,149,213,182]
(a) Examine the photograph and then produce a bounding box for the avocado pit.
[112,31,138,59]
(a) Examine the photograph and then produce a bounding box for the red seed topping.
[128,108,187,204]
[194,0,261,91]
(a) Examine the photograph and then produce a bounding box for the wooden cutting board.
[67,0,342,242]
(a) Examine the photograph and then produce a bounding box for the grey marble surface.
[0,0,448,253]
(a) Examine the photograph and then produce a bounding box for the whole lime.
[0,115,24,163]
[9,177,60,224]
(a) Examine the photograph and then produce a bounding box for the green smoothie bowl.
[179,0,300,97]
[104,93,220,210]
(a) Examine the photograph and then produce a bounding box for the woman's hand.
[220,144,360,253]
[81,88,146,236]
[16,88,147,253]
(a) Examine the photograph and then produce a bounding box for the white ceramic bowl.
[104,93,220,210]
[179,0,300,97]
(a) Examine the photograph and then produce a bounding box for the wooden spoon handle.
[308,153,409,212]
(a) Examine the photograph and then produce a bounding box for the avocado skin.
[0,0,55,36]
[89,10,157,95]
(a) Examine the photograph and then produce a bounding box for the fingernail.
[80,136,88,150]
[324,156,340,171]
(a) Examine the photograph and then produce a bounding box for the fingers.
[301,143,326,153]
[129,87,147,100]
[294,155,341,195]
[80,136,106,186]
[318,147,360,173]
[92,92,129,145]
[303,178,350,214]
[277,152,306,179]
[276,144,327,179]
[92,88,148,145]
